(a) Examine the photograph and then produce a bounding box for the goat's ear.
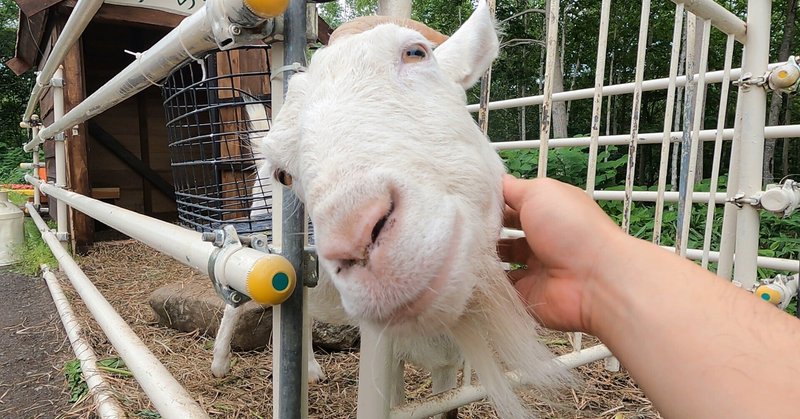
[433,0,499,89]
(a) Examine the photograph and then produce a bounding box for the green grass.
[5,190,29,205]
[0,186,60,275]
[64,357,131,404]
[12,217,57,276]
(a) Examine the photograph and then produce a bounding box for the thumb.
[502,174,534,212]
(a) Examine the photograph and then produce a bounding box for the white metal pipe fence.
[22,0,104,123]
[27,203,209,418]
[40,264,126,419]
[16,0,800,417]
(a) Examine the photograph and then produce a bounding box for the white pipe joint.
[203,225,297,306]
[757,180,800,217]
[767,56,800,94]
[206,0,288,50]
[19,162,45,169]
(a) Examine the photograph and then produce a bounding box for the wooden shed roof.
[8,0,186,75]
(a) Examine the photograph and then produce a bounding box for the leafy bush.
[0,144,27,184]
[500,145,628,189]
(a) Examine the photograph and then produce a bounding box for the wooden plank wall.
[82,21,175,220]
[215,48,271,221]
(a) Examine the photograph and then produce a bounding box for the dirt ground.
[0,267,78,419]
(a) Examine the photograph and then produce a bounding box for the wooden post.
[61,23,94,252]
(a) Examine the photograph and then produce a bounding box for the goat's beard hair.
[449,254,574,419]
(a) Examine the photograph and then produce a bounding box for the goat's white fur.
[213,2,570,417]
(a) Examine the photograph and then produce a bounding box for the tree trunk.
[670,11,688,191]
[546,0,569,139]
[378,0,411,17]
[763,0,797,185]
[783,99,792,178]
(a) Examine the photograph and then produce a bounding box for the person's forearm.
[591,234,800,418]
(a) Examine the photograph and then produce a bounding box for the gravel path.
[0,267,75,418]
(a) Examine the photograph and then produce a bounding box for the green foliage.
[63,359,86,403]
[0,145,27,184]
[134,410,162,419]
[500,145,627,189]
[0,0,33,180]
[64,358,130,404]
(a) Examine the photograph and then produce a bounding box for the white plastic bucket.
[0,191,24,266]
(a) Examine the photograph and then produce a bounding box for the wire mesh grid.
[162,46,274,237]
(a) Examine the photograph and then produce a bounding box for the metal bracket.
[245,234,319,288]
[726,193,759,208]
[51,78,65,88]
[733,72,769,90]
[55,231,70,241]
[54,132,66,142]
[203,225,252,307]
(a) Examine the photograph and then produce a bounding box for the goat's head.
[260,1,503,332]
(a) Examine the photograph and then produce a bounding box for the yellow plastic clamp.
[756,285,782,306]
[246,254,296,305]
[243,0,290,18]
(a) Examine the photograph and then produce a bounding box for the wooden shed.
[10,1,332,252]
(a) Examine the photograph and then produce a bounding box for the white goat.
[213,2,570,417]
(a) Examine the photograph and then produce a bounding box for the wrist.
[579,231,644,339]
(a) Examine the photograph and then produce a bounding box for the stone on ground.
[149,282,361,351]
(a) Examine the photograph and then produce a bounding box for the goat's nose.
[316,198,393,264]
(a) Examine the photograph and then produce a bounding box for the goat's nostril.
[370,202,393,244]
[371,214,388,244]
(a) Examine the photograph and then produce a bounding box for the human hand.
[498,175,624,334]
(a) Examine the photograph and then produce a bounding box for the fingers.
[502,205,521,230]
[497,237,532,264]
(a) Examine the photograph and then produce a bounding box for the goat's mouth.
[383,211,465,324]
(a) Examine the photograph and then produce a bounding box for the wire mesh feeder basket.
[162,46,275,238]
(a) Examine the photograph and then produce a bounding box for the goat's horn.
[329,16,449,46]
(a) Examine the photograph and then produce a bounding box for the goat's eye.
[402,44,428,64]
[273,169,293,187]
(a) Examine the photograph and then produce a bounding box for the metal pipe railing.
[620,0,652,234]
[653,2,686,245]
[466,64,783,113]
[584,0,612,195]
[274,1,309,417]
[672,0,746,43]
[537,0,560,178]
[52,67,68,241]
[733,0,772,290]
[26,175,294,305]
[24,8,214,152]
[676,17,712,256]
[22,0,104,123]
[701,34,736,268]
[390,344,612,419]
[492,124,800,150]
[27,203,209,419]
[22,0,279,152]
[40,264,126,419]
